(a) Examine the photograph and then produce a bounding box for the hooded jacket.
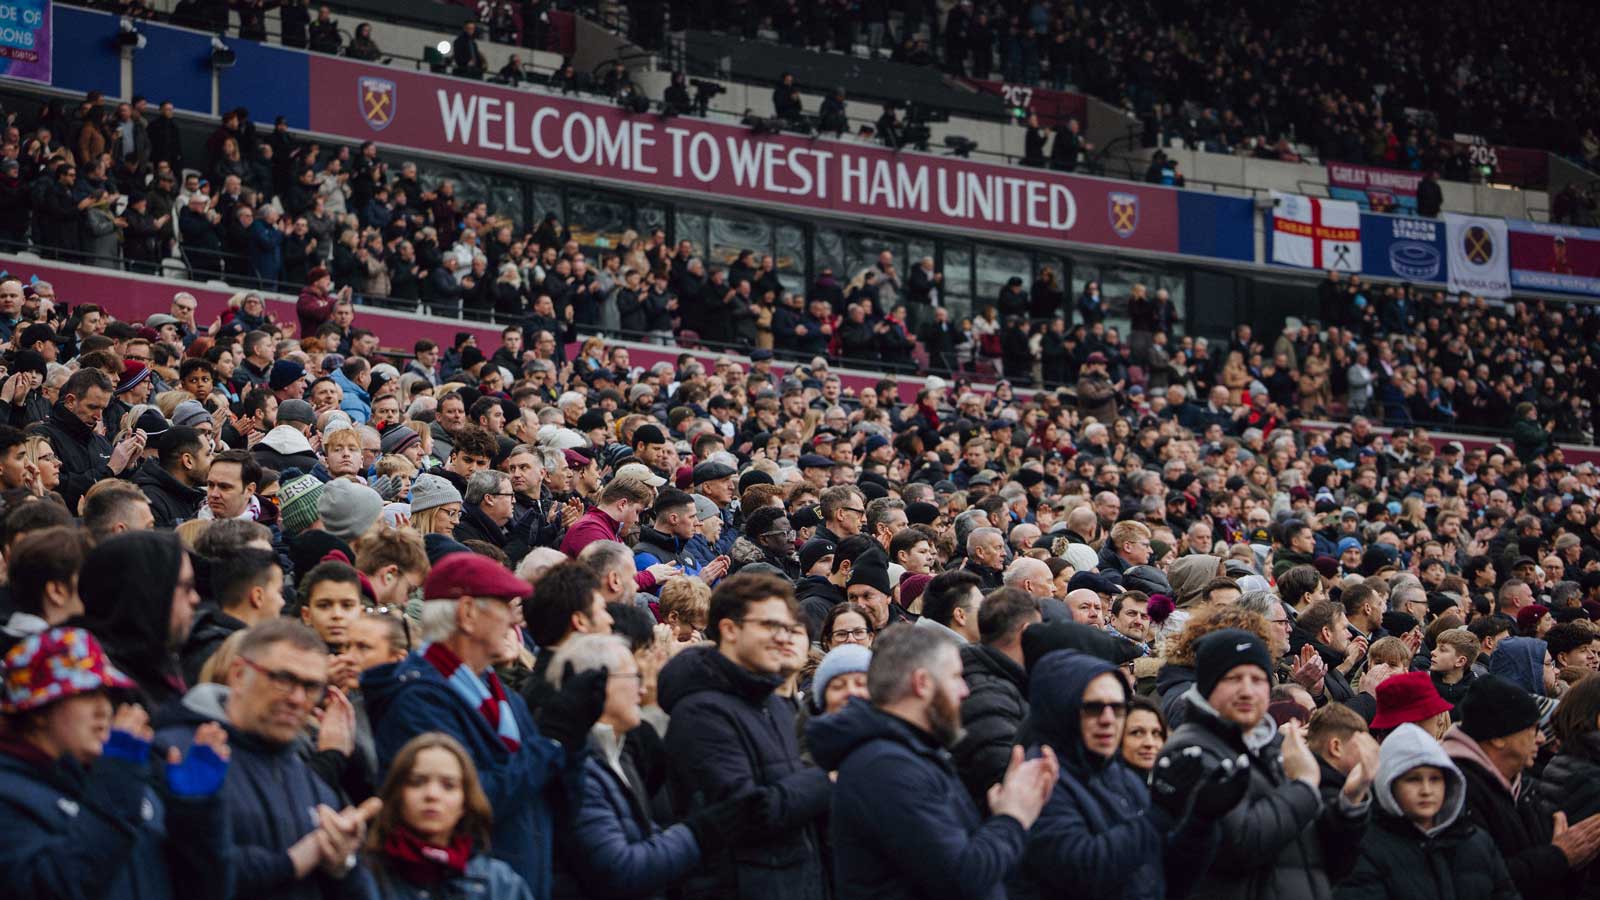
[1013,651,1214,900]
[1168,555,1221,606]
[951,641,1029,811]
[808,698,1026,900]
[133,458,206,527]
[1334,724,1518,900]
[31,399,114,512]
[253,425,319,473]
[1163,686,1367,900]
[179,606,248,685]
[1442,724,1571,898]
[1487,637,1560,739]
[1156,663,1197,726]
[658,646,830,900]
[75,532,189,712]
[0,732,232,900]
[362,651,571,900]
[329,368,371,424]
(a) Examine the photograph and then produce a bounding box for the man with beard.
[809,624,1058,900]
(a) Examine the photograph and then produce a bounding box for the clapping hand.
[987,745,1058,829]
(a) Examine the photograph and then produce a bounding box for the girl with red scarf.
[366,732,533,900]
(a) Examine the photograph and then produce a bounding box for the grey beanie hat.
[172,400,211,429]
[410,473,463,514]
[317,479,384,542]
[811,644,872,714]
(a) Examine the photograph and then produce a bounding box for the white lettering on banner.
[427,88,1083,232]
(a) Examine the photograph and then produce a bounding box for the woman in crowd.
[1120,695,1168,778]
[366,732,533,900]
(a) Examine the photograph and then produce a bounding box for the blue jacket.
[658,646,830,900]
[370,853,531,900]
[808,698,1026,900]
[1012,651,1214,900]
[553,733,702,900]
[0,738,232,900]
[362,651,572,900]
[154,718,374,900]
[331,369,372,424]
[249,219,284,285]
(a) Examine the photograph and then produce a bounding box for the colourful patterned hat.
[3,627,135,714]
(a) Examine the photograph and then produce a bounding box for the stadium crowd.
[2,94,1596,448]
[648,0,1598,170]
[1,223,1600,898]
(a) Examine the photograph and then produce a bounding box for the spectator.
[364,553,605,899]
[808,623,1058,900]
[658,573,831,899]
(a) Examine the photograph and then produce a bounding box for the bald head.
[1066,506,1097,537]
[1003,557,1052,597]
[1008,523,1041,552]
[1067,589,1104,626]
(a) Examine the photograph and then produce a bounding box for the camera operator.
[664,73,693,117]
[773,73,804,124]
[820,88,849,135]
[877,103,903,149]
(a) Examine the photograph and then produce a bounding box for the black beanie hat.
[1194,628,1274,702]
[847,558,892,596]
[1459,674,1542,741]
[906,501,940,526]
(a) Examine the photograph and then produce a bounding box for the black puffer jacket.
[1164,687,1368,900]
[658,646,831,900]
[795,576,844,642]
[951,642,1027,811]
[1535,734,1600,899]
[133,459,205,527]
[30,400,114,513]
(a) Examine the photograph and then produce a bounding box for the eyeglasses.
[762,529,795,538]
[241,656,328,702]
[489,492,515,498]
[442,508,463,521]
[830,627,872,643]
[1080,700,1129,719]
[369,606,415,650]
[739,617,806,638]
[841,507,866,516]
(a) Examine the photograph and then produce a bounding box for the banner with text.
[1444,212,1511,298]
[1359,213,1447,283]
[0,0,49,84]
[308,57,1178,253]
[1508,220,1600,296]
[962,79,1088,126]
[1326,162,1422,214]
[1268,192,1362,272]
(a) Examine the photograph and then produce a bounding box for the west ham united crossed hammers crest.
[1108,192,1139,238]
[359,77,397,131]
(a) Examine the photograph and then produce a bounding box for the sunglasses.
[1080,700,1129,719]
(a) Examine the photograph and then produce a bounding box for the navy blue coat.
[0,740,231,900]
[553,746,702,900]
[658,646,831,900]
[363,651,571,900]
[1012,651,1214,900]
[809,699,1027,900]
[154,720,374,900]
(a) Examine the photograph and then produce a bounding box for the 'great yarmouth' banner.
[1326,162,1422,214]
[1508,220,1600,297]
[307,56,1179,253]
[0,0,49,84]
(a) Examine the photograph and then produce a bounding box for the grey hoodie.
[1374,722,1465,837]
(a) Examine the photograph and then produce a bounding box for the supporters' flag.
[1445,212,1512,299]
[1269,192,1362,272]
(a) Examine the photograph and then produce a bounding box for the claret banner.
[309,57,1179,252]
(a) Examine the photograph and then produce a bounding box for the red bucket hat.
[1369,671,1453,731]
